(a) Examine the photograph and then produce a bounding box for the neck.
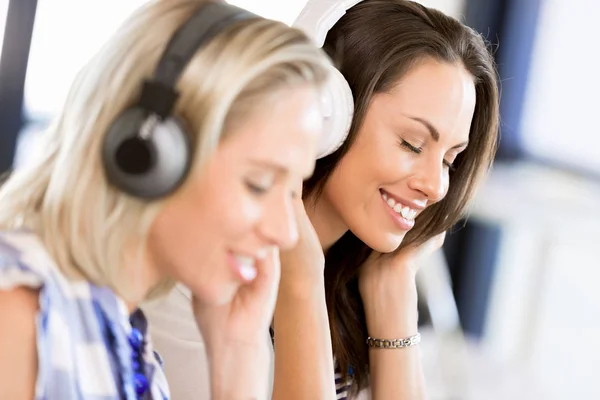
[120,241,164,314]
[305,192,348,252]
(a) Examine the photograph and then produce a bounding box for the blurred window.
[520,0,600,175]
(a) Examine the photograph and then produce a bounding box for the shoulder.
[0,285,39,325]
[0,230,55,291]
[0,285,39,342]
[0,231,46,396]
[0,286,39,398]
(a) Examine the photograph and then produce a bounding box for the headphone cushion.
[102,107,192,199]
[317,65,354,159]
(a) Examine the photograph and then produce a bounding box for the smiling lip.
[379,189,424,231]
[381,194,415,231]
[227,251,257,282]
[379,189,425,212]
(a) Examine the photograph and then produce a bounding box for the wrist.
[208,341,269,399]
[278,273,325,301]
[362,277,419,338]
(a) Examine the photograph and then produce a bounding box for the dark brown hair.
[302,0,500,392]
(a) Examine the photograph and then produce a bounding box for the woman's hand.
[359,233,445,400]
[192,247,281,399]
[271,190,337,400]
[192,246,280,348]
[359,233,446,337]
[278,193,325,293]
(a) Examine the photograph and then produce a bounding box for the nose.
[409,157,448,202]
[258,193,299,250]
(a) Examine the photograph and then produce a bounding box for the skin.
[147,85,323,307]
[0,85,325,400]
[148,85,325,399]
[274,58,477,399]
[312,58,475,252]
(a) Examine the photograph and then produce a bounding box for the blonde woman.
[0,0,331,399]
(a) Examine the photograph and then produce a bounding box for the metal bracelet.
[366,332,421,349]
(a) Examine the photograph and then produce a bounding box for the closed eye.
[399,139,422,154]
[443,160,456,171]
[245,181,270,195]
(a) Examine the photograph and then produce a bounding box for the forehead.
[218,86,323,176]
[378,59,476,141]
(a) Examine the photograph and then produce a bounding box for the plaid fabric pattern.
[335,369,352,399]
[0,230,170,400]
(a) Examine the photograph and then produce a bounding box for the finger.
[386,232,446,265]
[421,232,446,255]
[293,176,304,199]
[238,246,281,303]
[284,197,313,247]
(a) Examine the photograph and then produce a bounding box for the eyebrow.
[249,160,289,175]
[250,160,315,182]
[408,116,469,150]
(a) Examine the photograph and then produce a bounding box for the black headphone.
[102,2,257,200]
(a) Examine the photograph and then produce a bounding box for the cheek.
[194,174,264,245]
[151,187,214,265]
[150,182,264,300]
[219,193,263,237]
[346,132,416,187]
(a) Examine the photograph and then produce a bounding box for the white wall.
[20,0,465,120]
[227,0,466,24]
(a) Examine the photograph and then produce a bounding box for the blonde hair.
[0,0,331,300]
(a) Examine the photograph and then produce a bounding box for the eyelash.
[245,181,269,196]
[399,140,456,172]
[400,139,422,154]
[246,182,300,202]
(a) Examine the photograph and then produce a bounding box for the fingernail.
[239,264,257,281]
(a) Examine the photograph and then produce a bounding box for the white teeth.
[401,207,410,219]
[239,264,257,280]
[234,255,255,266]
[234,254,257,281]
[380,191,418,221]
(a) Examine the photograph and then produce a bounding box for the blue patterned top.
[0,230,170,399]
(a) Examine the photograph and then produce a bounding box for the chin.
[354,229,406,254]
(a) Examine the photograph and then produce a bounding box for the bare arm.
[360,236,445,399]
[271,196,337,400]
[0,287,39,399]
[208,341,271,400]
[365,277,426,399]
[271,277,336,400]
[193,247,282,400]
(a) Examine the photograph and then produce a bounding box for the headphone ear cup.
[102,107,192,199]
[316,65,354,159]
